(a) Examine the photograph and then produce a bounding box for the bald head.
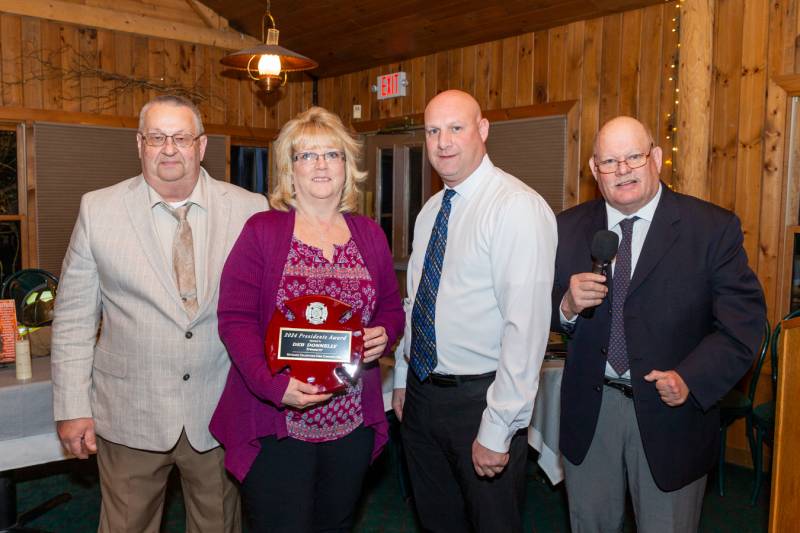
[590,115,662,215]
[424,90,489,187]
[426,90,483,123]
[593,116,654,154]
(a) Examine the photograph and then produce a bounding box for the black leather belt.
[603,378,634,398]
[427,371,496,387]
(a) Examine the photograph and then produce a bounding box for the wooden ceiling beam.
[183,0,227,30]
[0,0,259,50]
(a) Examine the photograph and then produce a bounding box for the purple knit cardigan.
[209,209,405,482]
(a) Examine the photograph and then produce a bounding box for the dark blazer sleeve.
[550,202,602,334]
[551,261,579,335]
[673,211,766,411]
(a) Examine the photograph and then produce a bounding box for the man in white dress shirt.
[392,89,557,532]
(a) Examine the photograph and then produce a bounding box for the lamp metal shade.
[221,44,318,73]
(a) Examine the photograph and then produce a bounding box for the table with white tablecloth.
[527,359,564,484]
[0,356,69,527]
[0,357,68,471]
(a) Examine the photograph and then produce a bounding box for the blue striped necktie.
[410,189,456,381]
[607,216,638,375]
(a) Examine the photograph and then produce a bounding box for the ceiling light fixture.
[220,1,317,93]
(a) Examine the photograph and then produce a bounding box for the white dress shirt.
[395,155,558,453]
[560,183,663,379]
[147,170,209,306]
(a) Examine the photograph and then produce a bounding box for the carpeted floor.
[12,442,769,532]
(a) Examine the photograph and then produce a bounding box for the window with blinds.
[34,122,227,276]
[485,115,566,213]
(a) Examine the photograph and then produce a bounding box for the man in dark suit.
[552,116,765,532]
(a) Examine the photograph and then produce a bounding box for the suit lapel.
[627,186,680,297]
[196,173,231,321]
[123,175,181,301]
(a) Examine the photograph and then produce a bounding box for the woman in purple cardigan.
[210,107,404,532]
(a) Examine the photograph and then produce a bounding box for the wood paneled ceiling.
[199,0,667,77]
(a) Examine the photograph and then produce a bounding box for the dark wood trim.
[351,100,578,134]
[773,74,800,96]
[780,226,800,317]
[0,106,279,142]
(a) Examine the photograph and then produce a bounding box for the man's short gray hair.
[138,95,204,134]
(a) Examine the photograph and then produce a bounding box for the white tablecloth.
[527,359,564,484]
[0,357,69,471]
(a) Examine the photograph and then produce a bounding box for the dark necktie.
[607,217,638,375]
[166,203,199,318]
[410,189,457,381]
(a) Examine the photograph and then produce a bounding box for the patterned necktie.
[607,216,638,375]
[167,203,199,318]
[410,189,457,381]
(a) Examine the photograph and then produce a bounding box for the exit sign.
[376,72,407,100]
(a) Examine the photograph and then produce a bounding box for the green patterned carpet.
[13,447,768,532]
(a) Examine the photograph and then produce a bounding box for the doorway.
[365,132,439,265]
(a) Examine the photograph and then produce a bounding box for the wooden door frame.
[365,131,431,263]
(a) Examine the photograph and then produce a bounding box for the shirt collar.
[605,182,662,230]
[147,168,208,211]
[446,154,493,201]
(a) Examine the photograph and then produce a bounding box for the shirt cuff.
[477,411,513,453]
[559,295,578,325]
[393,361,408,389]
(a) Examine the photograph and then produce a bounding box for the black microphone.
[579,230,620,319]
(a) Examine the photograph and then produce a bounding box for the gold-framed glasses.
[594,144,653,174]
[292,151,346,165]
[139,132,202,148]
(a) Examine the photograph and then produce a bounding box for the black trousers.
[241,425,373,533]
[402,374,528,533]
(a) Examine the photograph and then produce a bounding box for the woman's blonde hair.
[269,106,366,212]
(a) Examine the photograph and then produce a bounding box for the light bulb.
[257,54,281,76]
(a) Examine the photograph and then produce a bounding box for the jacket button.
[600,347,608,355]
[595,385,602,392]
[183,374,190,381]
[185,331,193,339]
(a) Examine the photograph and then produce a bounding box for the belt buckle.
[604,379,634,399]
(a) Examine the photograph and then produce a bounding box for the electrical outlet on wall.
[353,104,362,119]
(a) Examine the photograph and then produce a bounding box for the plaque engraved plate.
[266,295,364,392]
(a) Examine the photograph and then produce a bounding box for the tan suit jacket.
[52,169,268,452]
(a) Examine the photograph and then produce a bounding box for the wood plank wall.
[0,13,313,132]
[314,0,800,467]
[317,2,682,214]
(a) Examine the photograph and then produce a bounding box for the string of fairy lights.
[663,0,682,187]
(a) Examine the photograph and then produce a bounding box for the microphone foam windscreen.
[591,230,620,262]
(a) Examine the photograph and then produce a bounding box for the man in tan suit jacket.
[51,95,268,533]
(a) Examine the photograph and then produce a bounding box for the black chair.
[717,320,770,496]
[750,308,800,504]
[0,269,58,328]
